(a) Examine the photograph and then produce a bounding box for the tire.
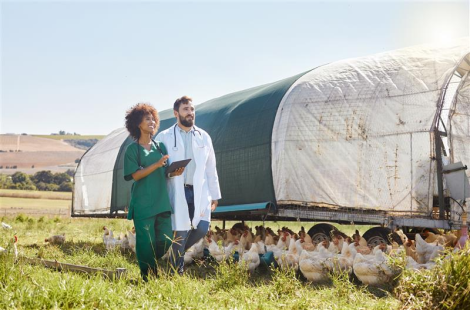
[307,223,337,247]
[409,227,441,235]
[362,227,392,247]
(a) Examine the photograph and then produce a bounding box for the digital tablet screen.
[166,159,192,174]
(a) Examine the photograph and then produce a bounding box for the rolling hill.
[0,134,103,175]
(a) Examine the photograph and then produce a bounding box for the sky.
[1,0,469,135]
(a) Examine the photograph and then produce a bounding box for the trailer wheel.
[307,223,336,247]
[362,227,392,247]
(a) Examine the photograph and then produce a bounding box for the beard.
[179,116,194,127]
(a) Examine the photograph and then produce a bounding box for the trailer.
[72,39,470,246]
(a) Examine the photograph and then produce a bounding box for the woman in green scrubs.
[124,103,180,280]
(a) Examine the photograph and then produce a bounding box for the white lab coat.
[156,124,222,231]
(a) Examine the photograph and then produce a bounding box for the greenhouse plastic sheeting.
[272,39,470,213]
[73,128,129,215]
[451,54,470,186]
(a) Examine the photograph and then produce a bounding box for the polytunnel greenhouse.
[73,38,470,229]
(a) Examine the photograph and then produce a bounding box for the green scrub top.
[124,141,173,220]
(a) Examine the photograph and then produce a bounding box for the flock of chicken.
[2,220,467,286]
[102,226,136,252]
[177,224,465,285]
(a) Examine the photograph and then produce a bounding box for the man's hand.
[211,200,218,211]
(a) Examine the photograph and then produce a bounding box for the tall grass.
[395,246,470,310]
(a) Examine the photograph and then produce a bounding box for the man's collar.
[177,124,194,133]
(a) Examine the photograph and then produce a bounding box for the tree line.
[0,170,74,192]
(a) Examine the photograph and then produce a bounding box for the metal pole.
[434,128,446,219]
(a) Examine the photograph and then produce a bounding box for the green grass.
[0,216,402,309]
[33,135,105,140]
[0,189,72,200]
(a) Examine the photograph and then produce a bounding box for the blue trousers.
[169,187,210,273]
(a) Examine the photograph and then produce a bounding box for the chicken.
[265,231,275,246]
[415,233,442,264]
[443,232,457,248]
[327,235,344,254]
[277,238,300,270]
[351,230,371,254]
[224,228,239,246]
[127,229,136,252]
[207,238,236,262]
[0,236,18,260]
[239,242,260,274]
[353,250,394,285]
[2,222,12,230]
[184,238,206,263]
[298,232,316,251]
[102,226,120,250]
[299,244,335,282]
[238,230,252,252]
[404,240,418,261]
[255,240,266,255]
[423,230,442,243]
[45,234,65,245]
[330,241,357,274]
[266,232,288,261]
[119,233,131,250]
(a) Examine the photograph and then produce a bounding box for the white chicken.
[184,238,206,264]
[266,232,288,261]
[327,235,344,254]
[300,234,316,251]
[299,243,335,282]
[119,233,131,250]
[352,250,394,285]
[277,238,300,270]
[239,242,260,274]
[255,240,266,255]
[2,222,12,230]
[45,234,66,245]
[127,229,136,253]
[415,233,443,264]
[330,241,357,274]
[0,236,18,260]
[102,226,120,250]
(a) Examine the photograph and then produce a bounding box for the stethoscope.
[172,124,204,151]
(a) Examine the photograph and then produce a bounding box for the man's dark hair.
[125,103,160,141]
[173,96,192,112]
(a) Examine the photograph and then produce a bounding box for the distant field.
[0,189,72,200]
[0,189,71,216]
[0,197,70,216]
[33,135,105,140]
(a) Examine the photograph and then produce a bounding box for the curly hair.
[125,103,160,141]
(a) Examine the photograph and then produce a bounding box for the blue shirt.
[179,127,196,185]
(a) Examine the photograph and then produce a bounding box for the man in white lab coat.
[156,96,221,275]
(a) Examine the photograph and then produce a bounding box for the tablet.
[166,159,192,174]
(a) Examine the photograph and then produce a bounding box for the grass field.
[1,193,469,309]
[0,215,401,309]
[33,135,105,140]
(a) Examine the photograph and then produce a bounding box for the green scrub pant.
[133,211,172,280]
